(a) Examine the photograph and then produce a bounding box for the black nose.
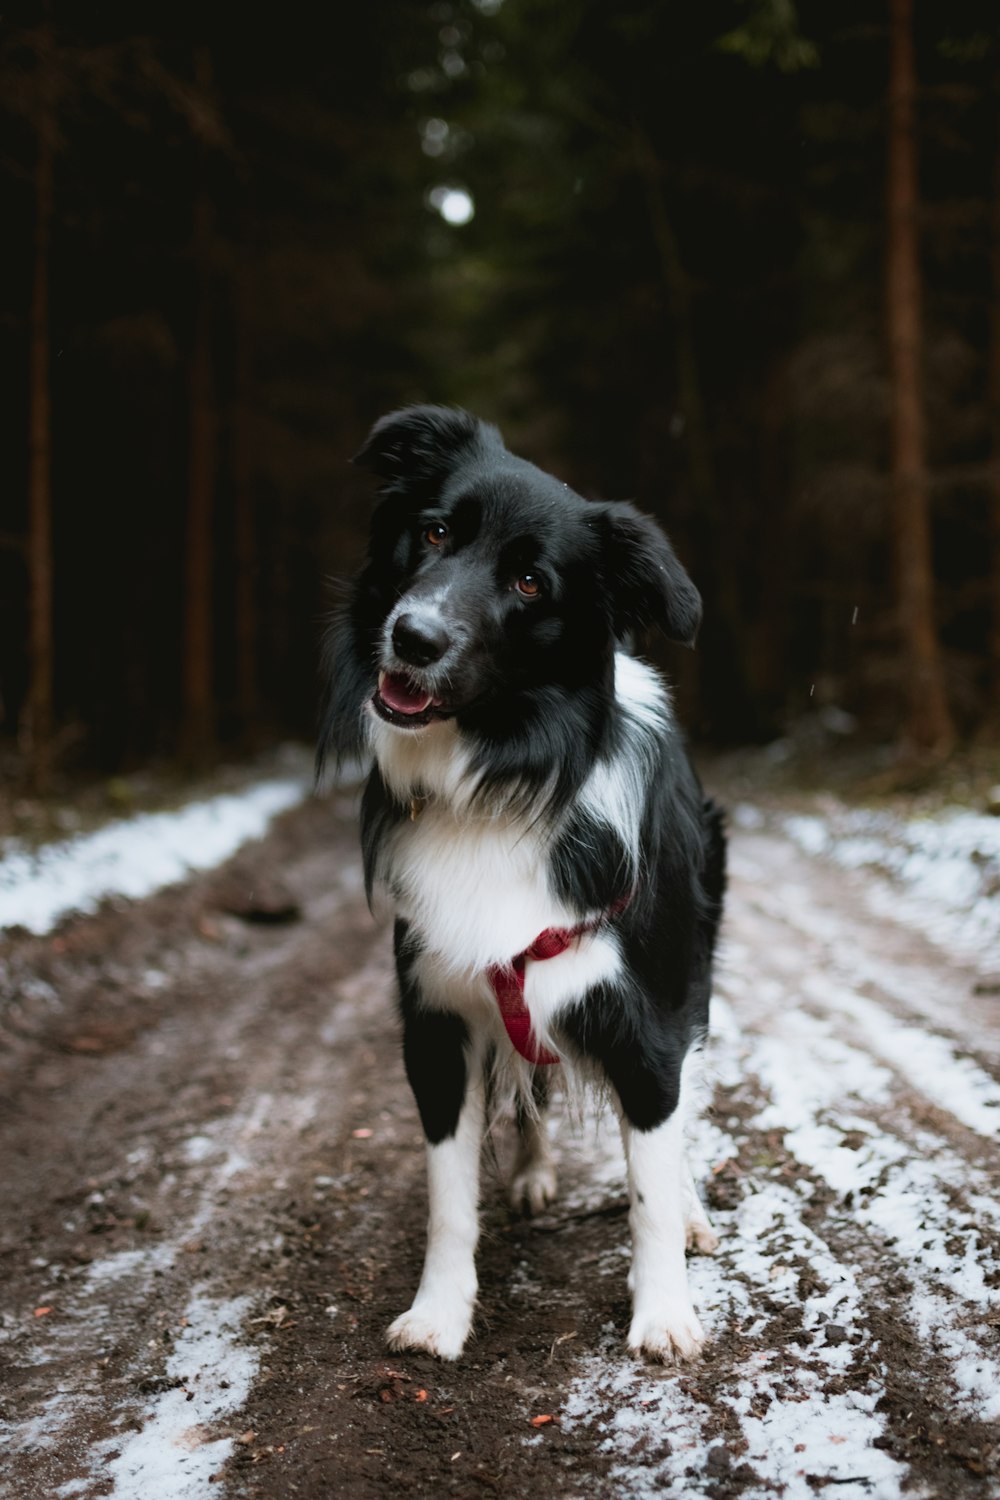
[392,612,449,667]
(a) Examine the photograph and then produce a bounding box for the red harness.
[486,904,627,1065]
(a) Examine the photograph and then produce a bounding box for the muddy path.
[0,785,997,1499]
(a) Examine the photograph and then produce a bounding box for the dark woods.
[2,0,998,788]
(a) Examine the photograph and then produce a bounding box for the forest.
[2,0,999,787]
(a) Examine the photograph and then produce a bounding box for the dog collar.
[486,900,630,1066]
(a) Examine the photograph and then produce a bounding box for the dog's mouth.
[372,671,451,729]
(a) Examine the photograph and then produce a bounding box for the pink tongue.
[379,672,434,715]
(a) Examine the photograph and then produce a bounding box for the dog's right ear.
[353,405,499,487]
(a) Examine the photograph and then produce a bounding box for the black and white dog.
[320,406,726,1363]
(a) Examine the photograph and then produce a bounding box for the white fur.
[508,1112,558,1215]
[386,1056,485,1360]
[621,1051,714,1362]
[579,654,669,882]
[367,711,478,810]
[389,799,576,974]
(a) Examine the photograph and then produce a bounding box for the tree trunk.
[181,46,217,761]
[232,263,258,739]
[885,0,954,753]
[633,128,760,739]
[988,72,1000,727]
[25,17,55,791]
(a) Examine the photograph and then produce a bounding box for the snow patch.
[0,777,308,935]
[784,805,1000,966]
[57,1290,257,1500]
[800,973,1000,1140]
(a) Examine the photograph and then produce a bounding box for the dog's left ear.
[601,501,702,647]
[353,405,499,488]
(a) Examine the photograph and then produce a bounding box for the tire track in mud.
[728,829,1000,1071]
[700,1074,999,1495]
[693,833,1000,1493]
[0,797,389,1498]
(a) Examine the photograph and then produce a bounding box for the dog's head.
[334,406,700,741]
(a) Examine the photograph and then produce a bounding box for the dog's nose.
[392,612,449,667]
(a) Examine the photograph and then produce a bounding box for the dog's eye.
[424,522,449,547]
[514,574,543,599]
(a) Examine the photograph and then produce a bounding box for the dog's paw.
[508,1159,558,1216]
[685,1214,720,1254]
[627,1302,706,1364]
[386,1298,473,1361]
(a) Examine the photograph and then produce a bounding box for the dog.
[319,405,726,1362]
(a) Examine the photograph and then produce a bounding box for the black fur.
[395,919,470,1145]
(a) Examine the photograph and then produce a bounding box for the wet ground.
[0,783,997,1498]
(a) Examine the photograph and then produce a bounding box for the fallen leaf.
[236,1430,257,1446]
[33,1306,52,1318]
[530,1414,554,1428]
[251,1305,291,1327]
[415,1389,428,1402]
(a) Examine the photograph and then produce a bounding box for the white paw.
[628,1301,706,1363]
[386,1297,473,1361]
[509,1159,558,1215]
[685,1215,720,1254]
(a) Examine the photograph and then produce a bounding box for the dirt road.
[1,784,997,1498]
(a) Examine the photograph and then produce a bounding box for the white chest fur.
[383,797,623,1053]
[388,804,573,975]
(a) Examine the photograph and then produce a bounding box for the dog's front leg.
[563,996,705,1361]
[620,1108,705,1362]
[387,1031,484,1360]
[387,952,483,1359]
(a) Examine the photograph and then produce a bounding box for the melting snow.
[0,777,308,935]
[782,804,1000,966]
[56,1291,258,1500]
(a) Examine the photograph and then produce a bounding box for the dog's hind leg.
[677,1053,719,1253]
[683,1157,719,1254]
[508,1069,558,1215]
